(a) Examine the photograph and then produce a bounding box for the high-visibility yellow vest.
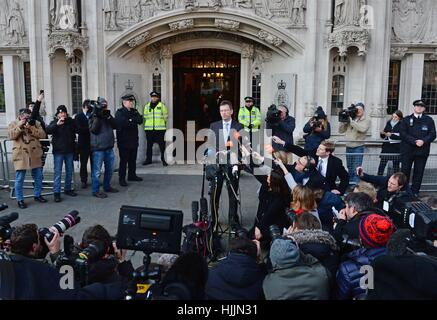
[238,106,261,131]
[143,102,168,131]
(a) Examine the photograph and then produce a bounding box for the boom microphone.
[192,201,199,223]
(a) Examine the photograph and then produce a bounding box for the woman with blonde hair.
[290,185,319,219]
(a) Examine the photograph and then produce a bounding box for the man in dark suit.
[208,100,243,232]
[75,100,93,189]
[273,137,349,195]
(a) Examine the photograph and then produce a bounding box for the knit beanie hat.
[269,238,300,269]
[56,105,68,115]
[315,106,326,119]
[359,214,395,248]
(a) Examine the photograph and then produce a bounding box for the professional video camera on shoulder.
[0,206,18,251]
[266,104,281,125]
[339,104,358,123]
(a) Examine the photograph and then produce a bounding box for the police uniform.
[115,94,144,185]
[143,91,168,166]
[400,100,436,194]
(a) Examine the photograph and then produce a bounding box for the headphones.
[303,155,315,173]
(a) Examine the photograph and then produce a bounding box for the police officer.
[115,94,144,187]
[400,99,436,196]
[238,96,261,145]
[142,91,168,167]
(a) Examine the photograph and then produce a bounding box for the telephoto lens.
[78,241,106,263]
[39,210,81,242]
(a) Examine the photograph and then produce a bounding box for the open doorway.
[173,49,241,135]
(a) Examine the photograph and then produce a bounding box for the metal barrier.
[2,139,77,200]
[335,151,437,191]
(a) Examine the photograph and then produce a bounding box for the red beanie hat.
[359,214,395,248]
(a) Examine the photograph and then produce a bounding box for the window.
[0,62,5,113]
[331,55,347,115]
[252,74,261,107]
[422,61,437,115]
[24,62,32,106]
[387,61,401,114]
[153,74,161,94]
[69,55,82,115]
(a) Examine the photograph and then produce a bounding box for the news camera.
[266,104,281,125]
[339,104,358,123]
[0,208,18,251]
[387,196,437,242]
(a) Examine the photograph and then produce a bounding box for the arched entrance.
[173,49,241,134]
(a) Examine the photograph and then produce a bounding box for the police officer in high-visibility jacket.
[238,96,261,145]
[143,91,168,166]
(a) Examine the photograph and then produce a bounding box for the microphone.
[0,212,19,226]
[191,201,199,223]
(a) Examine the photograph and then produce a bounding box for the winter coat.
[317,190,345,232]
[303,120,331,152]
[8,120,46,170]
[75,112,91,151]
[206,253,267,300]
[400,114,436,157]
[380,120,401,154]
[336,247,387,300]
[268,115,296,151]
[89,114,117,152]
[87,257,134,285]
[291,230,340,279]
[263,251,330,300]
[46,117,78,154]
[339,115,370,148]
[115,106,144,149]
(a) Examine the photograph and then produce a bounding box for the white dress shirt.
[317,156,329,178]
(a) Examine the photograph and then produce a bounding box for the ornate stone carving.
[257,30,283,47]
[141,47,163,74]
[214,19,240,31]
[104,0,121,31]
[392,0,437,44]
[241,43,255,59]
[390,46,408,60]
[47,31,89,59]
[328,29,370,56]
[427,48,437,61]
[233,0,253,8]
[49,0,79,31]
[160,44,173,59]
[250,47,272,76]
[17,49,29,61]
[290,0,307,27]
[370,104,387,118]
[169,19,194,31]
[334,0,366,29]
[184,0,197,10]
[0,0,26,46]
[211,0,222,11]
[127,31,151,48]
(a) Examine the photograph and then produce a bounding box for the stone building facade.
[0,0,437,158]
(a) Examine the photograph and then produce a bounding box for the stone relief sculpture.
[392,0,437,43]
[49,0,78,31]
[6,0,25,44]
[290,0,306,26]
[233,0,253,8]
[154,0,174,10]
[104,0,121,31]
[169,19,194,31]
[258,30,283,47]
[334,0,364,28]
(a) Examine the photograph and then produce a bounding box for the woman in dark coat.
[378,110,403,175]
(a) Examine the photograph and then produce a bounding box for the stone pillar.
[399,53,425,115]
[365,0,393,139]
[161,45,173,129]
[240,55,251,105]
[3,56,25,124]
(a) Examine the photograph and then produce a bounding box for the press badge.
[383,201,390,212]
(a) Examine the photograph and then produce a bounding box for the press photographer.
[338,102,370,185]
[266,104,296,158]
[0,221,124,300]
[303,106,331,153]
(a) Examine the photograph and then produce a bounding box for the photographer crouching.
[266,104,295,163]
[0,224,125,300]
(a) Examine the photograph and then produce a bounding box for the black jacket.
[268,116,295,151]
[75,112,91,150]
[89,113,117,152]
[361,173,414,210]
[285,143,349,195]
[4,254,124,300]
[400,114,436,156]
[380,120,401,154]
[206,253,267,300]
[115,107,144,149]
[208,120,243,153]
[46,117,78,154]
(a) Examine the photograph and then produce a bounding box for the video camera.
[0,208,18,250]
[387,197,437,242]
[266,104,281,125]
[339,104,358,123]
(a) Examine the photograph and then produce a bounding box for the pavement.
[0,163,260,267]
